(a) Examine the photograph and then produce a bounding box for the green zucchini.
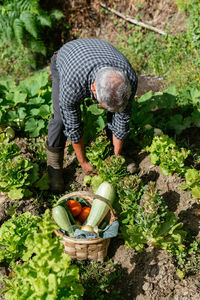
[84,181,115,227]
[58,202,76,225]
[52,205,71,232]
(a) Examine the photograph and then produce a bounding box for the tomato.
[78,206,91,223]
[66,200,82,217]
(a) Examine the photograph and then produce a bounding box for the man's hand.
[113,134,124,156]
[80,161,94,174]
[72,136,94,174]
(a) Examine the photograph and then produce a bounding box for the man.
[47,38,138,193]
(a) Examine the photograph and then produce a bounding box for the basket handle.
[57,191,115,215]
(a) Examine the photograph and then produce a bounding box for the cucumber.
[52,205,71,232]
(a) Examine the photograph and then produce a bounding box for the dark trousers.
[47,54,67,148]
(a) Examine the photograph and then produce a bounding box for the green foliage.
[1,210,84,300]
[85,134,111,168]
[85,154,128,192]
[117,175,143,222]
[179,168,200,198]
[129,87,200,143]
[0,44,36,80]
[0,0,64,55]
[146,135,190,176]
[115,1,200,89]
[0,141,39,199]
[81,99,107,144]
[121,182,187,253]
[176,240,200,277]
[77,260,123,300]
[0,212,40,263]
[0,70,52,137]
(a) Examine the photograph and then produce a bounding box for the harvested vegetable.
[52,206,71,232]
[78,206,91,223]
[85,181,115,227]
[58,200,76,225]
[81,225,96,233]
[67,200,82,217]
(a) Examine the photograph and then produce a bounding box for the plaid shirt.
[56,38,137,143]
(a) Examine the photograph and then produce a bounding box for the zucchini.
[84,182,115,227]
[58,202,76,225]
[52,205,71,232]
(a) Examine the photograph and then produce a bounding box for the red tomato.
[66,200,82,217]
[78,206,91,223]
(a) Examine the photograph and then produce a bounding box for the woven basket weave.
[54,191,117,262]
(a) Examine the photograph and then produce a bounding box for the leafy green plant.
[0,141,39,199]
[1,210,84,300]
[146,135,190,176]
[0,211,40,263]
[176,240,200,279]
[0,0,64,55]
[121,182,187,253]
[77,260,123,300]
[84,155,128,192]
[179,168,200,199]
[0,70,52,137]
[117,175,143,222]
[129,87,200,143]
[85,134,111,168]
[81,99,107,144]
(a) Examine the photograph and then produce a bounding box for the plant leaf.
[20,11,38,39]
[13,18,24,44]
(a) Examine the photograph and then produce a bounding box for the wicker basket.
[54,191,117,262]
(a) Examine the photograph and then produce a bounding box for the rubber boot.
[46,143,65,193]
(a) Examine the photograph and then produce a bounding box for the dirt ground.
[0,1,199,299]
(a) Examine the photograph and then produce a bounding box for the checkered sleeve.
[59,84,84,143]
[107,100,132,140]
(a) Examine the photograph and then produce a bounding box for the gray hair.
[95,67,131,112]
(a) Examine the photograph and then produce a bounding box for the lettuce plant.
[179,168,200,199]
[0,142,39,199]
[146,134,190,176]
[1,210,84,300]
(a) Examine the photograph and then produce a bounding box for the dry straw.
[54,191,118,262]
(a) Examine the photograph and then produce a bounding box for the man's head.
[91,67,131,112]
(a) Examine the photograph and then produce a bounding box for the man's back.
[56,38,137,94]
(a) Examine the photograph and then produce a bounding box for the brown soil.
[64,0,187,43]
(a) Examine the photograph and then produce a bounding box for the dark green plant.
[0,70,52,138]
[176,240,200,279]
[77,260,123,300]
[81,98,107,144]
[0,44,36,80]
[0,0,64,55]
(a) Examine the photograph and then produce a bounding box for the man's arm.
[72,136,94,174]
[112,134,124,156]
